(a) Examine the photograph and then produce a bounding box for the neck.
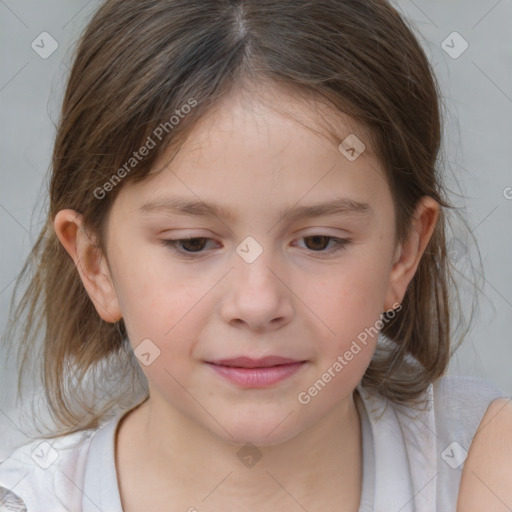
[117,391,363,511]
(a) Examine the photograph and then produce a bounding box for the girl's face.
[95,85,424,446]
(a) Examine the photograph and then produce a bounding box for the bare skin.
[115,392,363,511]
[457,397,512,512]
[54,83,439,511]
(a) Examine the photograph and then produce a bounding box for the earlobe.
[53,209,122,323]
[384,197,440,309]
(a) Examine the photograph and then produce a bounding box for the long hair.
[3,0,468,437]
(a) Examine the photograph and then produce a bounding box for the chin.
[210,413,303,448]
[223,429,299,448]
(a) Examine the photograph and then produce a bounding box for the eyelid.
[161,234,351,258]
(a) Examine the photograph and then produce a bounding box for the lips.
[205,357,307,388]
[207,356,304,368]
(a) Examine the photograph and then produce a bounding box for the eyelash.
[161,235,351,258]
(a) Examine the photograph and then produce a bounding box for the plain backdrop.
[1,0,511,458]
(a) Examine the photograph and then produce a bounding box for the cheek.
[119,277,204,343]
[109,245,205,345]
[114,266,209,392]
[303,256,391,384]
[315,260,391,331]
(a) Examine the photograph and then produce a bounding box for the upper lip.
[207,356,305,368]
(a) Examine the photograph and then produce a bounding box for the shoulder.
[431,375,510,509]
[356,376,508,510]
[431,374,507,437]
[361,375,508,509]
[430,375,508,467]
[432,374,506,406]
[457,396,512,511]
[0,426,98,511]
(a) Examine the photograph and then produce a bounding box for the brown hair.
[3,0,468,437]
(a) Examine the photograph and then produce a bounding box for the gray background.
[1,0,511,458]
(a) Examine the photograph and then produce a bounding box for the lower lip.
[205,362,306,388]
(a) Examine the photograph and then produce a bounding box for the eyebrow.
[139,196,372,222]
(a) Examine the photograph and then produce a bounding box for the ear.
[384,196,440,310]
[53,209,122,323]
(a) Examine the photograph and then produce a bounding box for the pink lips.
[205,356,307,388]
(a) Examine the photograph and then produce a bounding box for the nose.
[219,244,294,332]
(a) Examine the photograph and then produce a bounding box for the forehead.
[171,81,378,160]
[114,82,391,224]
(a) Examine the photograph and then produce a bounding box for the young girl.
[0,0,510,511]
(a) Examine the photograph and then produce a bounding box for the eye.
[161,235,351,258]
[295,235,350,255]
[161,237,216,257]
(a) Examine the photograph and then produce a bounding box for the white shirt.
[0,375,508,512]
